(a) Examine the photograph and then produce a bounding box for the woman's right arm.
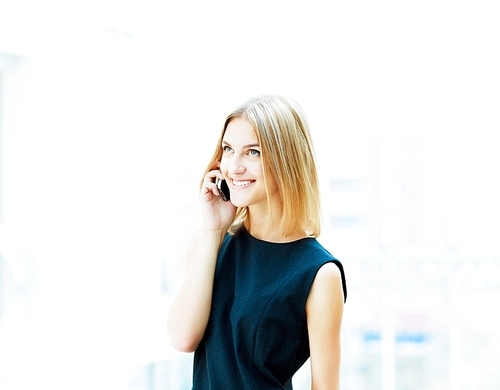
[167,167,236,352]
[167,227,225,352]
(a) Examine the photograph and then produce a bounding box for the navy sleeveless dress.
[192,228,347,389]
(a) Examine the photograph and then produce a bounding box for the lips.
[231,179,255,188]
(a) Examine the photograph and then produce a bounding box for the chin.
[230,195,267,210]
[229,199,247,208]
[228,194,253,208]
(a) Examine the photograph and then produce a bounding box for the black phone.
[216,177,230,202]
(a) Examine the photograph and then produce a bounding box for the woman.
[167,95,347,389]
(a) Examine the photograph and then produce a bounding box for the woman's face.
[220,119,277,210]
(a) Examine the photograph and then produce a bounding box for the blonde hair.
[203,95,322,238]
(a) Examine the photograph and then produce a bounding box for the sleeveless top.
[192,228,347,390]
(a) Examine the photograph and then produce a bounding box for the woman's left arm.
[305,262,345,390]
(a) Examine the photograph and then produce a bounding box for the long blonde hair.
[203,95,322,238]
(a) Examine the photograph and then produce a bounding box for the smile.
[232,180,255,188]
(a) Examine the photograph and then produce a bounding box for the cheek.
[219,156,230,176]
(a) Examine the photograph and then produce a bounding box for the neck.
[244,206,306,243]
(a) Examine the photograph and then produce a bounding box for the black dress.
[192,228,347,389]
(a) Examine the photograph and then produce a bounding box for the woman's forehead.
[223,119,258,145]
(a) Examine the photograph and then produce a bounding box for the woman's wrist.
[199,227,227,244]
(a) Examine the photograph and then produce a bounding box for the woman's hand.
[200,165,237,232]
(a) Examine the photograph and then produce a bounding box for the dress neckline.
[240,226,312,245]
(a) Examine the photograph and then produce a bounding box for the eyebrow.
[222,140,260,149]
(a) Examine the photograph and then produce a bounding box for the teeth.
[233,180,253,187]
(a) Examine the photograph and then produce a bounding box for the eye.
[248,149,260,157]
[222,145,233,153]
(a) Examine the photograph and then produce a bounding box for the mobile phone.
[215,177,230,202]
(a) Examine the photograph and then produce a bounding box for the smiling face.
[220,118,278,211]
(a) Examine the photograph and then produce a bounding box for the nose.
[227,155,245,176]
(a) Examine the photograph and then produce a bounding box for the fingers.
[202,169,225,198]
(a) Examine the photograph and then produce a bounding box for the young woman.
[167,95,347,389]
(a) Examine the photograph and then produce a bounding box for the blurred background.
[1,0,499,389]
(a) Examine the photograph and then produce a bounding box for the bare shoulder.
[306,262,344,312]
[315,262,342,283]
[312,262,343,297]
